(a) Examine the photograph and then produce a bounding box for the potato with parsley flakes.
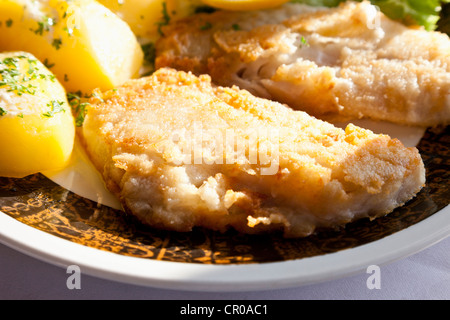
[0,52,75,178]
[0,0,143,93]
[97,0,206,39]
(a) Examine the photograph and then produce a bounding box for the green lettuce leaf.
[290,0,449,31]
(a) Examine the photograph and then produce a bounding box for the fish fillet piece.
[155,1,450,127]
[80,67,425,238]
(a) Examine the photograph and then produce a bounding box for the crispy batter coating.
[81,68,425,237]
[155,1,450,127]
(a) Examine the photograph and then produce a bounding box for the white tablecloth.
[0,235,449,300]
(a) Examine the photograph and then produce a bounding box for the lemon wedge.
[200,0,290,11]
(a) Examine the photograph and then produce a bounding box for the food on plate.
[200,0,291,11]
[155,1,450,127]
[0,52,75,178]
[0,0,143,93]
[97,0,205,39]
[80,67,425,238]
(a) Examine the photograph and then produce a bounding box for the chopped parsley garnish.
[141,42,156,74]
[200,22,212,30]
[63,26,74,37]
[67,91,89,127]
[27,58,38,75]
[6,19,13,27]
[232,24,241,31]
[0,56,38,96]
[33,16,55,35]
[0,55,64,118]
[156,1,171,36]
[0,54,59,114]
[91,91,104,103]
[43,58,55,69]
[52,38,63,50]
[300,36,309,46]
[2,57,20,68]
[42,100,65,117]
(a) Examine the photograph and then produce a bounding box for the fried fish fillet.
[155,1,450,127]
[80,68,425,238]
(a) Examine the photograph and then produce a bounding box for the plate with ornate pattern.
[0,124,449,292]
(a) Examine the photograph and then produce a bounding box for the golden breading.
[155,1,450,127]
[80,68,425,238]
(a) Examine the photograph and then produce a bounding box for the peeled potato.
[97,0,205,39]
[0,0,143,93]
[0,52,75,178]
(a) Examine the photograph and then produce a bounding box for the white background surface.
[1,235,449,300]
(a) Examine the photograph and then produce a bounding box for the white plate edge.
[0,204,449,292]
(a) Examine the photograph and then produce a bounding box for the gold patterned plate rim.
[0,125,449,291]
[0,202,448,291]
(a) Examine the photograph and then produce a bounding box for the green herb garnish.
[300,36,309,47]
[0,56,38,96]
[52,38,63,50]
[43,58,55,69]
[200,22,212,30]
[156,1,171,36]
[232,23,241,30]
[32,16,55,35]
[67,91,89,127]
[141,42,156,76]
[42,100,65,117]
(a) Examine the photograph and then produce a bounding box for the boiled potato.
[0,51,75,178]
[0,0,143,93]
[97,0,205,39]
[200,0,290,11]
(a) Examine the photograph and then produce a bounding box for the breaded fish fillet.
[80,68,425,238]
[155,1,450,127]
